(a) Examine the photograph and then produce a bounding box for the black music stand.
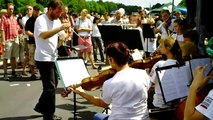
[142,24,155,39]
[142,24,156,55]
[98,25,122,47]
[55,57,90,120]
[98,25,144,50]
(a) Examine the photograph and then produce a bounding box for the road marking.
[10,83,19,86]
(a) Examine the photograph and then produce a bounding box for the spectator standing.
[25,5,40,80]
[76,9,97,69]
[110,8,129,29]
[20,5,33,76]
[92,16,105,62]
[101,12,111,25]
[0,3,22,80]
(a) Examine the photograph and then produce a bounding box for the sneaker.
[30,74,37,80]
[97,65,102,73]
[92,65,98,69]
[12,71,22,78]
[43,114,62,120]
[3,73,9,80]
[22,71,28,76]
[53,115,62,120]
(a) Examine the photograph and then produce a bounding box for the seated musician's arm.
[184,65,211,120]
[72,87,109,108]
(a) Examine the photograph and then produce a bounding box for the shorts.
[78,36,93,53]
[2,38,19,59]
[28,44,36,66]
[24,38,29,56]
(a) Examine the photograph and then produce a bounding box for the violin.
[61,68,117,97]
[164,15,172,36]
[61,54,163,97]
[129,55,162,70]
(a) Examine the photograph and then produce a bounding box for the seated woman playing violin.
[70,42,151,120]
[149,36,185,109]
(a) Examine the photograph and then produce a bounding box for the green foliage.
[178,0,186,7]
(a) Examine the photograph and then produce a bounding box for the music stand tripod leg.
[73,93,77,120]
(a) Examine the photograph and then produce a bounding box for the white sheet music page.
[157,64,191,103]
[55,59,90,87]
[131,50,144,61]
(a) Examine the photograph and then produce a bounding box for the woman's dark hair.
[183,29,199,45]
[93,16,100,24]
[105,42,130,66]
[171,40,185,65]
[174,19,186,30]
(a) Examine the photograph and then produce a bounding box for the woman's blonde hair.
[159,36,176,50]
[81,9,88,14]
[159,36,184,65]
[180,42,201,59]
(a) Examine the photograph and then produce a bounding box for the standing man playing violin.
[154,9,174,39]
[71,42,151,120]
[33,0,69,120]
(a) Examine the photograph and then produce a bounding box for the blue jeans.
[93,113,109,120]
[92,37,105,62]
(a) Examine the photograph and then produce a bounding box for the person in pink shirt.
[0,3,22,80]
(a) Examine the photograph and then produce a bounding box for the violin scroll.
[61,89,72,97]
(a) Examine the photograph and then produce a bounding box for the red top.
[0,14,21,41]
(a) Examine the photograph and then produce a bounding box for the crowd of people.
[0,0,212,120]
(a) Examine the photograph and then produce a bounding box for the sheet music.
[156,63,191,103]
[55,58,90,87]
[131,50,145,61]
[190,58,213,83]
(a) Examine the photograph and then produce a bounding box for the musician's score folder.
[155,57,213,104]
[155,62,191,103]
[55,57,90,88]
[189,57,213,84]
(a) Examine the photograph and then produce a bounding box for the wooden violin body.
[81,68,117,91]
[130,55,162,69]
[61,68,116,97]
